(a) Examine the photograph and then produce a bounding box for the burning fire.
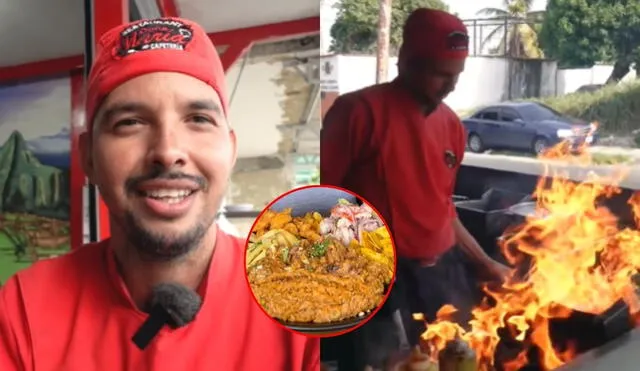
[417,126,640,370]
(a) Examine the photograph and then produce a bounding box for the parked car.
[461,102,598,154]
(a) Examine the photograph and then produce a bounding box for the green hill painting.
[0,77,73,283]
[0,130,70,282]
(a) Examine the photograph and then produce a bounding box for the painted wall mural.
[0,77,71,282]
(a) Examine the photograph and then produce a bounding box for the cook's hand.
[479,258,511,282]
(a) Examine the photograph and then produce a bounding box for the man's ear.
[78,132,95,183]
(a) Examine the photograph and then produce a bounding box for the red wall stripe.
[91,0,130,241]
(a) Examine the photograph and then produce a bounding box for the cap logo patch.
[114,19,193,58]
[446,31,469,51]
[444,150,458,168]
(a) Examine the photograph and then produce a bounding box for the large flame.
[418,128,640,370]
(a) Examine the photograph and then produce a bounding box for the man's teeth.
[144,189,193,203]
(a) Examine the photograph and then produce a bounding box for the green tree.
[477,0,544,58]
[330,0,449,55]
[539,0,640,83]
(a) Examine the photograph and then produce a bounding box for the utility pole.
[375,0,392,83]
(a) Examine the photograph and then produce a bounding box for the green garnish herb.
[337,198,352,205]
[281,247,290,263]
[310,240,329,258]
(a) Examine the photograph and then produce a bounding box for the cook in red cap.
[0,17,319,370]
[321,8,509,369]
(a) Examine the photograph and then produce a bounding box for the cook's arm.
[452,217,493,264]
[320,95,371,187]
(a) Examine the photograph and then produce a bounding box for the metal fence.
[462,17,543,58]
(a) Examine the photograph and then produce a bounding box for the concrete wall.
[225,54,320,208]
[557,65,637,95]
[320,54,636,113]
[229,168,292,210]
[225,59,288,159]
[321,91,338,117]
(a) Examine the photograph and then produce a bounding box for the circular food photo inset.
[244,185,397,337]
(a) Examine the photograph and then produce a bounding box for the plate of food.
[245,186,396,335]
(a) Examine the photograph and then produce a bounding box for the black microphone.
[131,282,203,350]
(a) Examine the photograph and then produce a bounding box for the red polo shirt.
[0,229,319,371]
[321,80,466,262]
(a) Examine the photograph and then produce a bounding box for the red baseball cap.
[85,17,228,131]
[400,8,469,61]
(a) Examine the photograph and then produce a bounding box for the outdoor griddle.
[556,326,640,371]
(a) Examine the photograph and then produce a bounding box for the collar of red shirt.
[103,227,229,325]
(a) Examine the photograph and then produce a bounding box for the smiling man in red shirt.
[321,8,509,369]
[0,17,319,371]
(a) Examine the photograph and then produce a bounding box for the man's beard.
[120,210,214,262]
[117,166,216,261]
[397,75,441,115]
